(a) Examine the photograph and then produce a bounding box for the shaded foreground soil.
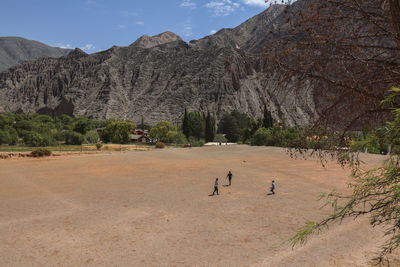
[0,146,398,266]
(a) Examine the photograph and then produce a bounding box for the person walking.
[226,171,233,186]
[270,180,276,195]
[212,178,219,195]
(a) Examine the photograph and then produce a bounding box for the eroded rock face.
[0,2,317,126]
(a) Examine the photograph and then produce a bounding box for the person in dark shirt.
[227,171,233,186]
[212,178,219,195]
[270,180,276,195]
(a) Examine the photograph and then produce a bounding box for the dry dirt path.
[0,146,397,266]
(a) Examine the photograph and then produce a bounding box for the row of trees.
[217,105,285,145]
[180,105,305,149]
[0,113,135,146]
[1,106,300,149]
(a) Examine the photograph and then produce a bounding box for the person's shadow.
[267,193,274,196]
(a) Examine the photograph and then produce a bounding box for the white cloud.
[184,26,193,37]
[56,43,73,49]
[182,20,194,37]
[81,44,96,51]
[241,0,269,7]
[118,24,127,29]
[210,29,217,34]
[136,21,144,25]
[180,0,197,9]
[205,0,240,16]
[55,43,96,52]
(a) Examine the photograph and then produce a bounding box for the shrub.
[85,130,99,144]
[155,142,166,149]
[64,130,84,145]
[31,148,52,157]
[164,131,177,143]
[173,132,187,145]
[214,134,227,143]
[251,128,274,146]
[187,137,205,147]
[96,143,103,150]
[193,139,205,147]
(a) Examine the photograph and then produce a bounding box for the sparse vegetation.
[30,148,52,157]
[155,141,166,149]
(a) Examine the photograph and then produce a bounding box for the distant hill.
[0,37,71,72]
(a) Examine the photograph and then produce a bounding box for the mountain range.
[0,1,317,126]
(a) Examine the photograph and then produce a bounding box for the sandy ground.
[0,146,399,266]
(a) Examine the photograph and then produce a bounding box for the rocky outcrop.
[0,2,317,126]
[132,32,183,49]
[0,37,71,72]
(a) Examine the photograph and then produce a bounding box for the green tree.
[165,131,177,144]
[73,116,94,135]
[262,104,274,128]
[186,112,206,140]
[205,111,216,142]
[64,130,84,145]
[173,132,187,145]
[182,108,190,138]
[102,120,135,144]
[58,115,74,130]
[14,120,36,135]
[141,116,145,130]
[6,128,18,145]
[218,114,240,142]
[251,128,274,146]
[23,132,49,147]
[0,130,11,145]
[241,117,261,143]
[0,114,10,129]
[230,110,250,130]
[149,121,175,142]
[85,130,99,144]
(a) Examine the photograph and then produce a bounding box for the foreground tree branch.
[264,0,400,263]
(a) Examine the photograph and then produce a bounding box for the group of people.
[211,171,276,196]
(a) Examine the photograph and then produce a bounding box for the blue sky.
[0,0,272,53]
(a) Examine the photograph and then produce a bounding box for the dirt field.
[0,146,398,266]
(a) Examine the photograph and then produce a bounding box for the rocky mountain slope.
[0,1,317,126]
[0,37,71,72]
